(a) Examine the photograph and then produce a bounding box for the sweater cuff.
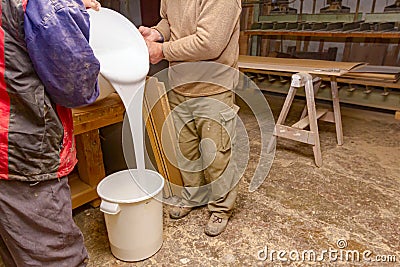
[162,41,171,61]
[152,26,169,42]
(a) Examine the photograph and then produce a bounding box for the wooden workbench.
[71,93,125,209]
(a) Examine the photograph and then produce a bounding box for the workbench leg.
[267,86,298,153]
[75,129,106,208]
[305,76,322,167]
[330,77,344,146]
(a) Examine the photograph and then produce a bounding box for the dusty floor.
[2,93,400,266]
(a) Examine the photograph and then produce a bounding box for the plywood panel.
[144,77,183,196]
[239,55,365,76]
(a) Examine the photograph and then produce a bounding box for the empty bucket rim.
[97,169,165,204]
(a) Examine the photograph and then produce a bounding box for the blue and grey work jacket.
[0,0,100,181]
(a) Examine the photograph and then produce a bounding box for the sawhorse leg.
[301,76,343,147]
[267,85,298,153]
[300,77,322,120]
[268,73,322,167]
[304,75,322,167]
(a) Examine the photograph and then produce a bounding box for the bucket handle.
[100,200,121,215]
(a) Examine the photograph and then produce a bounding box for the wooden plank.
[318,39,325,53]
[292,109,328,129]
[156,83,182,186]
[276,87,297,120]
[346,42,387,66]
[267,85,298,153]
[260,37,269,57]
[239,31,249,55]
[295,36,302,52]
[241,67,400,89]
[275,124,316,145]
[319,111,335,123]
[383,40,400,66]
[303,36,311,52]
[72,93,125,135]
[143,78,183,193]
[342,37,353,62]
[240,55,364,71]
[344,65,400,81]
[238,55,364,76]
[73,114,124,136]
[68,172,99,209]
[343,73,399,82]
[336,77,400,89]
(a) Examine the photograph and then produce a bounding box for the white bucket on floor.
[97,169,164,261]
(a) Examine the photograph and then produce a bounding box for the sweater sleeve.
[162,0,241,62]
[152,0,170,41]
[24,0,100,108]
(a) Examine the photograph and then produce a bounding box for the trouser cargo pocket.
[220,104,240,152]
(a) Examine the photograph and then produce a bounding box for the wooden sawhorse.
[267,72,343,167]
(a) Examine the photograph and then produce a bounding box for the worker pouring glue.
[140,0,242,237]
[0,0,100,266]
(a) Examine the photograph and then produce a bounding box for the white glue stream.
[87,8,150,179]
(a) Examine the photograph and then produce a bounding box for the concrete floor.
[2,93,400,266]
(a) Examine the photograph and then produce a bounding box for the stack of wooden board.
[143,77,183,198]
[238,55,365,76]
[343,65,400,83]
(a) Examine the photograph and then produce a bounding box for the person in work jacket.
[0,0,100,265]
[139,0,242,237]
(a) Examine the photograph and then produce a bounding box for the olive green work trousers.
[168,90,240,218]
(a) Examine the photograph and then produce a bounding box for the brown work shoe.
[169,205,192,219]
[204,213,229,236]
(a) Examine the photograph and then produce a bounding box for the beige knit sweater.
[153,0,242,96]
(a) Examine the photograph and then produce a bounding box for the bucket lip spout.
[97,169,165,204]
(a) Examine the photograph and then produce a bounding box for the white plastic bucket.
[97,169,164,261]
